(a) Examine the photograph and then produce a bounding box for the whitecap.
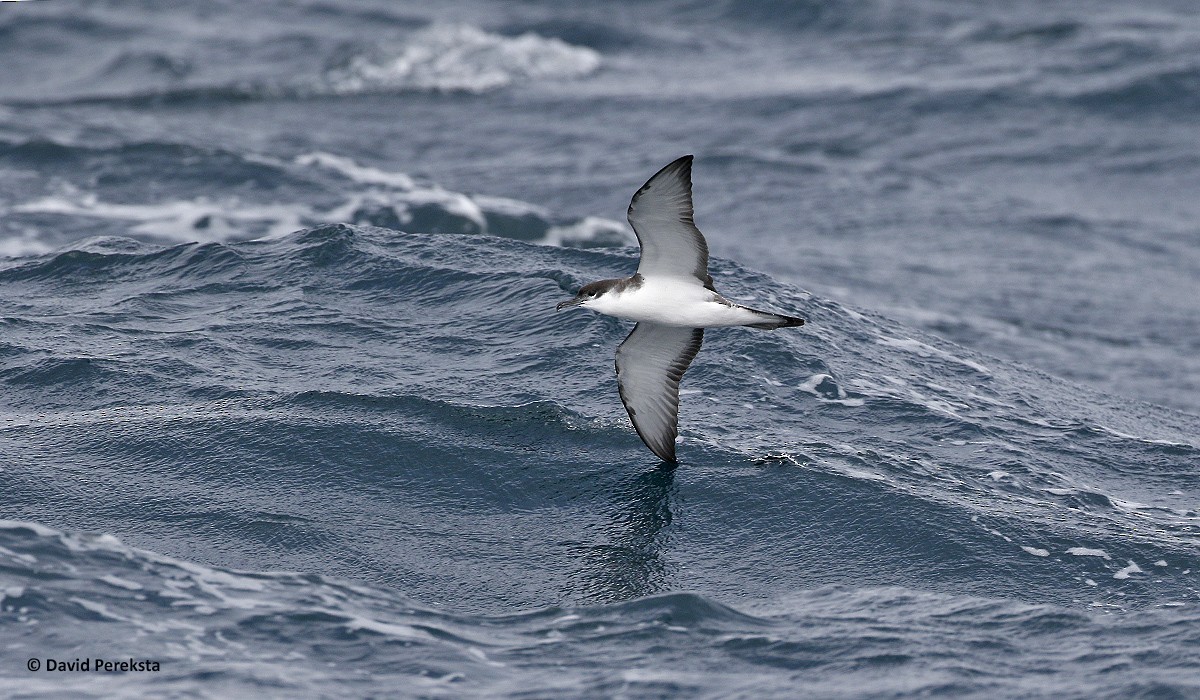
[294,152,416,190]
[1066,547,1111,559]
[540,216,634,247]
[324,24,601,95]
[1113,561,1143,580]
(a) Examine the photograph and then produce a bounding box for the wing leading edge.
[627,155,711,286]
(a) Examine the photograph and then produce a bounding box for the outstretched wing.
[627,155,711,286]
[615,322,704,462]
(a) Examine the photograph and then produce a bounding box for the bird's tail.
[743,307,806,330]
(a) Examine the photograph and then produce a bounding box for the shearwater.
[556,155,806,462]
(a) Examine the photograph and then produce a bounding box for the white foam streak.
[3,152,626,253]
[294,152,416,189]
[12,194,307,243]
[344,615,435,642]
[797,373,866,406]
[1113,561,1143,580]
[877,335,990,374]
[1066,547,1111,559]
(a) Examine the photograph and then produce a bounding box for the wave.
[1,20,601,106]
[4,3,1200,695]
[2,224,1196,585]
[0,220,1197,693]
[3,519,1198,697]
[0,142,632,255]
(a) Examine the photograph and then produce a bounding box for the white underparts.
[584,276,768,327]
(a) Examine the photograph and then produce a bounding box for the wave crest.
[323,24,601,95]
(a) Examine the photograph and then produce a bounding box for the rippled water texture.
[1,1,1198,697]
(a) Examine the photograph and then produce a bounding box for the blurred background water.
[1,1,1198,697]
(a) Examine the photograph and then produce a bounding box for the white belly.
[588,277,763,327]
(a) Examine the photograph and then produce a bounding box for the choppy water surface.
[2,1,1198,697]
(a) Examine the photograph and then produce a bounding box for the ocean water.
[2,1,1199,697]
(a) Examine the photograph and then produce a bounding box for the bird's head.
[556,280,615,311]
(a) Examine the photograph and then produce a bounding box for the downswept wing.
[627,155,711,286]
[615,322,704,462]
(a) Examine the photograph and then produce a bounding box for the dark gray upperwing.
[615,322,704,462]
[627,155,712,287]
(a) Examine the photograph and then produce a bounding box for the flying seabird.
[556,155,805,462]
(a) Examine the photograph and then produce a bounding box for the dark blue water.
[2,1,1199,697]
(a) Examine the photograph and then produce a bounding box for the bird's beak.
[556,298,582,311]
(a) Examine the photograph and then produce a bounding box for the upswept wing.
[615,322,704,462]
[627,155,711,285]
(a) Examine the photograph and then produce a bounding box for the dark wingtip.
[629,155,696,217]
[669,154,694,176]
[647,155,694,186]
[639,433,677,463]
[746,312,806,330]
